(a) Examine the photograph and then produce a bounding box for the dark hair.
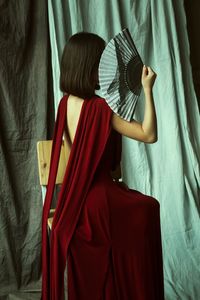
[60,32,105,99]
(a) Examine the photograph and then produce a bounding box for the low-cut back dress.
[42,95,164,300]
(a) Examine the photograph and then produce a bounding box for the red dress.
[42,95,164,300]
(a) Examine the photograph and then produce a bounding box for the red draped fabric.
[42,95,164,300]
[42,95,112,299]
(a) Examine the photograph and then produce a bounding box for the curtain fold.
[123,1,200,299]
[47,1,200,299]
[0,0,53,296]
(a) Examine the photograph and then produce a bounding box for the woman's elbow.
[145,134,158,143]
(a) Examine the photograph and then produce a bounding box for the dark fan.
[99,28,143,121]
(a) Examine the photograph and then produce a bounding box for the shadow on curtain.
[184,0,200,111]
[0,0,54,298]
[48,1,200,300]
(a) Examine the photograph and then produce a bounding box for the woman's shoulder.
[86,96,112,122]
[92,95,111,111]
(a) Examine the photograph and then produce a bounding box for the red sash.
[42,95,112,299]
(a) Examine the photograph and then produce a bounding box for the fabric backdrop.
[48,1,200,300]
[0,0,54,298]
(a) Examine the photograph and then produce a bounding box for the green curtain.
[48,1,200,299]
[0,0,54,298]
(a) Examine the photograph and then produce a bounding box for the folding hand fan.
[99,28,143,121]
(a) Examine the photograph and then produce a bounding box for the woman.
[42,32,164,300]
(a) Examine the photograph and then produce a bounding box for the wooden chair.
[37,140,123,230]
[37,140,68,229]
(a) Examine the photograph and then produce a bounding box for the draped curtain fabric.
[48,1,200,300]
[122,2,200,299]
[184,0,200,111]
[0,0,54,298]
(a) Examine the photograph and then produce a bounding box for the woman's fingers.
[142,65,148,78]
[141,65,157,89]
[145,66,156,77]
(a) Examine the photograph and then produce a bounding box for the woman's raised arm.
[112,66,157,143]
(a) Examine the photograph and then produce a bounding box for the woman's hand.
[141,65,157,91]
[111,65,158,143]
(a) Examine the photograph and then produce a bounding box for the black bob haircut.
[60,32,105,99]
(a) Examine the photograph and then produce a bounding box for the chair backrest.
[37,140,69,229]
[37,140,68,186]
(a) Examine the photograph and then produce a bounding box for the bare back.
[63,94,121,180]
[64,95,85,156]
